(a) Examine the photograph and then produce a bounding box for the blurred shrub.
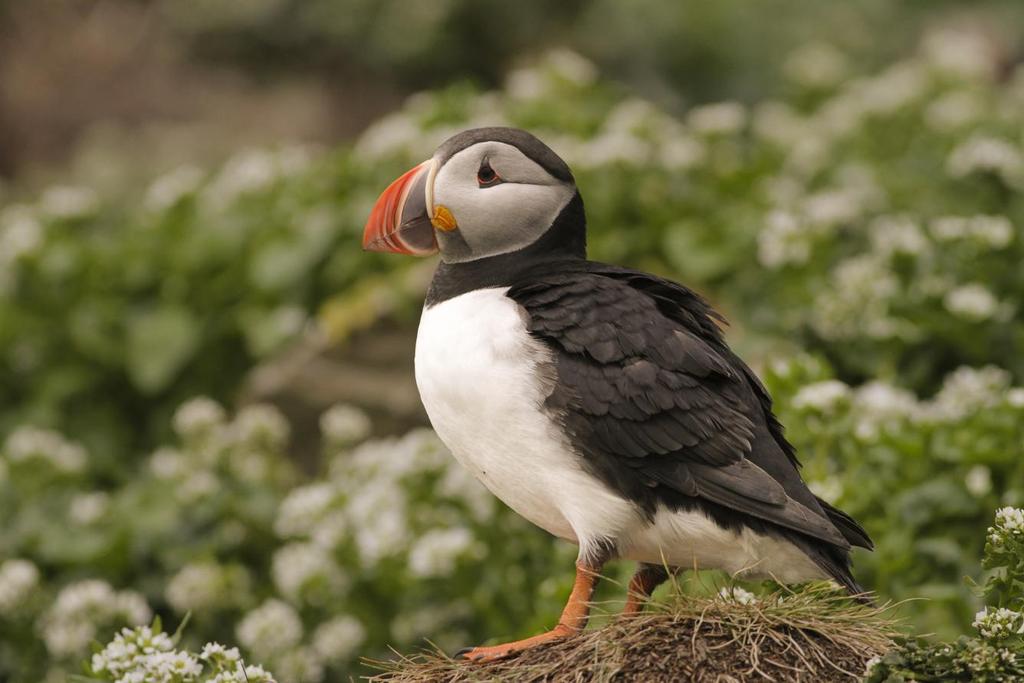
[4,27,1023,465]
[0,400,574,682]
[766,357,1024,638]
[866,506,1024,681]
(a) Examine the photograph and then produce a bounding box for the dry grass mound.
[368,585,896,683]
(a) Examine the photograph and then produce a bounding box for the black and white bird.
[362,127,872,661]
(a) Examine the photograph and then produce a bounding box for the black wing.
[507,264,870,557]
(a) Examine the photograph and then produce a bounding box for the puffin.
[362,127,872,662]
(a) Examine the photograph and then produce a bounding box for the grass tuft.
[366,583,898,682]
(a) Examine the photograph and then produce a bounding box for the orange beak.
[362,160,438,255]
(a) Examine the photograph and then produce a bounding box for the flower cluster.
[89,625,276,683]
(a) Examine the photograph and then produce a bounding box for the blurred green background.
[2,1,1024,681]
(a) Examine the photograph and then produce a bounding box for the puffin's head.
[362,127,579,263]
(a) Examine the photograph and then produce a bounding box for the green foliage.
[0,400,575,682]
[2,20,1024,683]
[764,358,1024,636]
[865,507,1024,682]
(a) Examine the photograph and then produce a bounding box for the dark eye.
[477,159,501,187]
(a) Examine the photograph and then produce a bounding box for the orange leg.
[457,561,602,662]
[622,563,669,615]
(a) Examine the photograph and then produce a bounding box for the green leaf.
[125,306,201,393]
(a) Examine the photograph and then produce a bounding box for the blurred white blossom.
[965,466,993,498]
[236,599,302,655]
[275,482,339,539]
[408,527,480,578]
[39,185,99,219]
[688,101,747,135]
[42,580,151,658]
[271,542,347,605]
[145,165,205,211]
[4,426,87,473]
[928,215,1013,248]
[0,559,39,614]
[792,380,851,414]
[784,42,849,88]
[312,616,366,663]
[320,404,372,445]
[944,284,999,321]
[947,135,1024,187]
[173,397,227,441]
[69,491,110,525]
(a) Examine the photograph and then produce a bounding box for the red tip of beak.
[362,161,437,255]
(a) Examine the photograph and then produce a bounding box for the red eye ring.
[477,159,501,187]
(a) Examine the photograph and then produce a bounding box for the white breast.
[415,287,826,583]
[414,287,638,554]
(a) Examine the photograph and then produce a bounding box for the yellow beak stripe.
[431,204,458,232]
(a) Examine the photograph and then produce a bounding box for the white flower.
[757,210,812,268]
[973,607,1024,640]
[271,542,346,604]
[320,404,372,445]
[869,215,928,256]
[69,491,110,525]
[752,102,806,148]
[43,581,151,657]
[994,506,1024,533]
[149,447,186,479]
[275,482,339,539]
[166,563,224,613]
[268,647,325,683]
[851,62,928,116]
[812,256,902,341]
[236,599,302,654]
[177,470,220,503]
[863,654,882,676]
[91,626,174,678]
[927,366,1010,421]
[145,165,205,211]
[965,465,993,497]
[0,559,39,614]
[312,615,366,662]
[355,507,409,566]
[922,27,999,80]
[4,426,87,473]
[199,642,241,663]
[947,135,1024,187]
[924,91,984,132]
[718,586,757,605]
[688,102,747,135]
[172,397,227,440]
[39,185,99,219]
[851,382,919,440]
[0,204,44,264]
[437,462,494,522]
[659,135,705,171]
[944,284,999,321]
[792,380,852,413]
[928,215,1013,248]
[575,130,649,168]
[546,48,598,85]
[784,42,849,88]
[204,148,280,208]
[1007,388,1024,408]
[408,527,479,578]
[231,403,289,449]
[354,111,423,160]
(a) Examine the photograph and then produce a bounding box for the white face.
[430,141,576,263]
